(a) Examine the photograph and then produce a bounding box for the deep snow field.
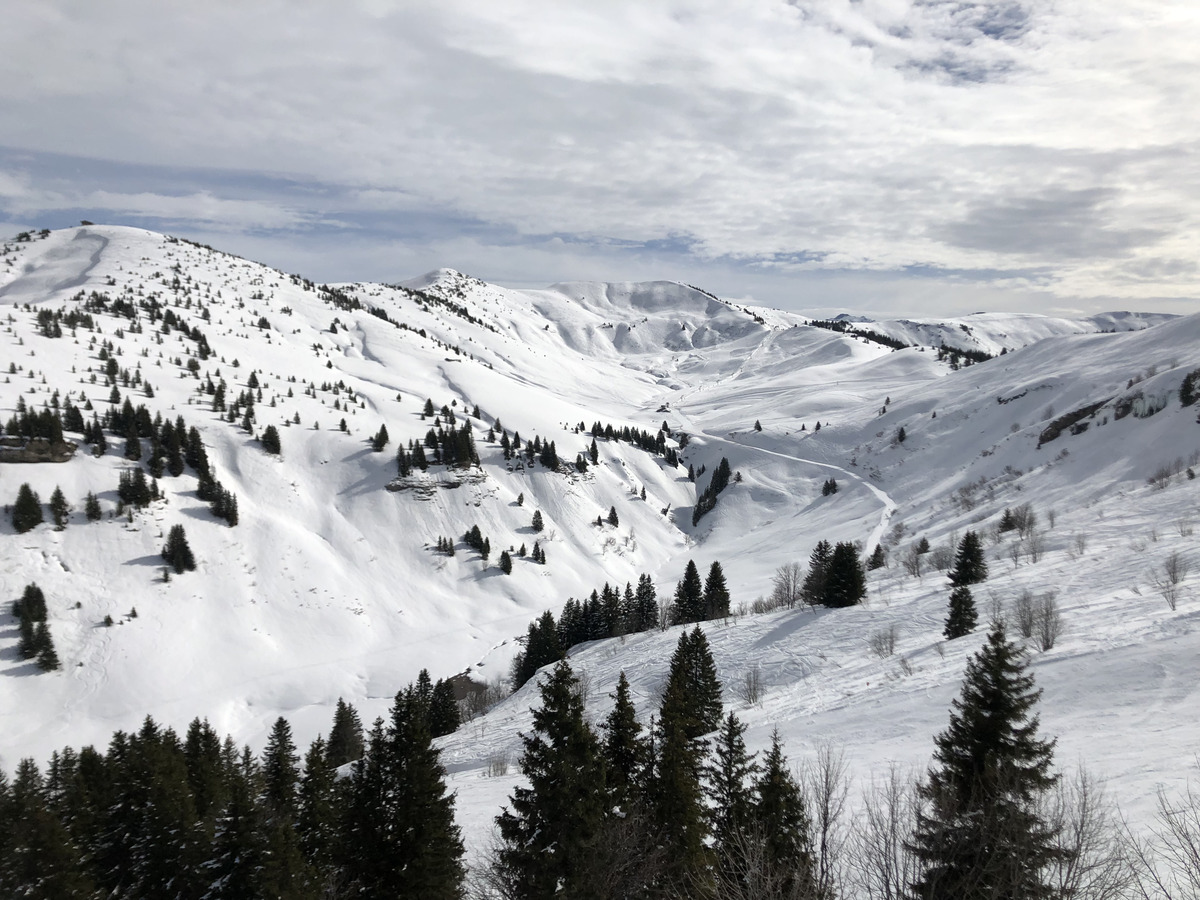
[2,225,1198,859]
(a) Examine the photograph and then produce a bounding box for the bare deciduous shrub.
[458,676,510,723]
[1047,508,1057,529]
[901,545,924,579]
[849,766,921,900]
[1068,532,1088,560]
[1012,503,1038,539]
[897,656,914,677]
[929,544,954,571]
[1176,519,1194,538]
[771,561,806,609]
[804,744,851,899]
[1151,551,1190,610]
[1026,527,1046,564]
[1151,462,1175,490]
[868,625,898,659]
[1007,538,1023,568]
[1130,784,1200,899]
[736,666,764,707]
[1014,589,1037,639]
[486,750,510,777]
[1035,592,1063,651]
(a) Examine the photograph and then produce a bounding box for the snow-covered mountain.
[2,225,1199,854]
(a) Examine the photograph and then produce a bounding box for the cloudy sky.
[2,1,1198,316]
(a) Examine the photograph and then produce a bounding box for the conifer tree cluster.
[530,540,546,565]
[585,419,680,466]
[510,574,660,687]
[462,524,491,562]
[800,539,867,608]
[12,583,59,672]
[0,687,464,898]
[692,457,733,525]
[434,535,456,556]
[821,477,839,496]
[944,531,987,639]
[397,422,478,473]
[671,559,732,624]
[494,634,819,897]
[162,524,197,574]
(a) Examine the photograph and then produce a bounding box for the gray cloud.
[1,1,1198,314]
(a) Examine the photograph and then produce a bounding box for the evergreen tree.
[602,672,646,806]
[84,491,102,522]
[124,422,142,461]
[654,627,723,887]
[297,736,339,882]
[161,524,196,573]
[326,698,364,768]
[344,688,465,898]
[499,549,513,574]
[909,620,1062,899]
[706,712,758,865]
[944,586,978,640]
[703,560,731,619]
[496,661,607,898]
[607,505,619,526]
[48,486,70,530]
[949,530,988,587]
[531,509,544,532]
[752,729,819,898]
[823,541,867,608]
[34,622,60,671]
[801,540,832,607]
[633,573,659,632]
[868,544,887,570]
[429,679,460,737]
[12,483,43,533]
[261,424,282,455]
[371,423,389,452]
[261,716,300,819]
[672,559,705,625]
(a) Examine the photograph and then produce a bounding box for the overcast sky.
[3,1,1198,316]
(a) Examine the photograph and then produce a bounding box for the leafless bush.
[771,561,806,609]
[458,676,510,723]
[1176,519,1194,538]
[486,750,510,777]
[573,671,593,707]
[1045,770,1135,900]
[1014,589,1037,639]
[736,666,764,707]
[929,544,954,571]
[848,766,921,900]
[1047,508,1057,529]
[1035,592,1063,651]
[1026,527,1046,564]
[1151,462,1175,490]
[869,625,899,659]
[1011,502,1038,539]
[1130,784,1200,899]
[804,744,850,899]
[1068,532,1088,560]
[1151,551,1191,610]
[901,546,924,579]
[750,596,776,615]
[897,656,914,677]
[1007,538,1023,568]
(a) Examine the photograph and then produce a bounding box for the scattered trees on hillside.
[693,457,733,526]
[800,540,866,609]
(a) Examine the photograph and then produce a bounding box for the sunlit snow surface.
[0,226,1196,859]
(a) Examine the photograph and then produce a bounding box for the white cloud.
[1,0,1198,312]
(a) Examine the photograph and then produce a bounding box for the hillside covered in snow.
[2,224,1200,862]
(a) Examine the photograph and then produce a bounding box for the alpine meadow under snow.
[3,225,1200,879]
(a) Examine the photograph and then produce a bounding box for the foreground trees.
[909,619,1062,899]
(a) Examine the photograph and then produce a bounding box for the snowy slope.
[2,225,1199,857]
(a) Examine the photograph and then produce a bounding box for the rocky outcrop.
[0,437,78,463]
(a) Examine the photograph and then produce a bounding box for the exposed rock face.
[0,437,78,463]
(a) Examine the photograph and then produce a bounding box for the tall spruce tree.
[752,729,819,898]
[908,620,1062,899]
[496,661,607,899]
[823,541,867,607]
[672,559,705,624]
[944,586,978,640]
[12,483,43,533]
[703,560,732,619]
[706,712,758,865]
[325,698,364,768]
[949,530,988,587]
[602,671,646,806]
[801,540,833,607]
